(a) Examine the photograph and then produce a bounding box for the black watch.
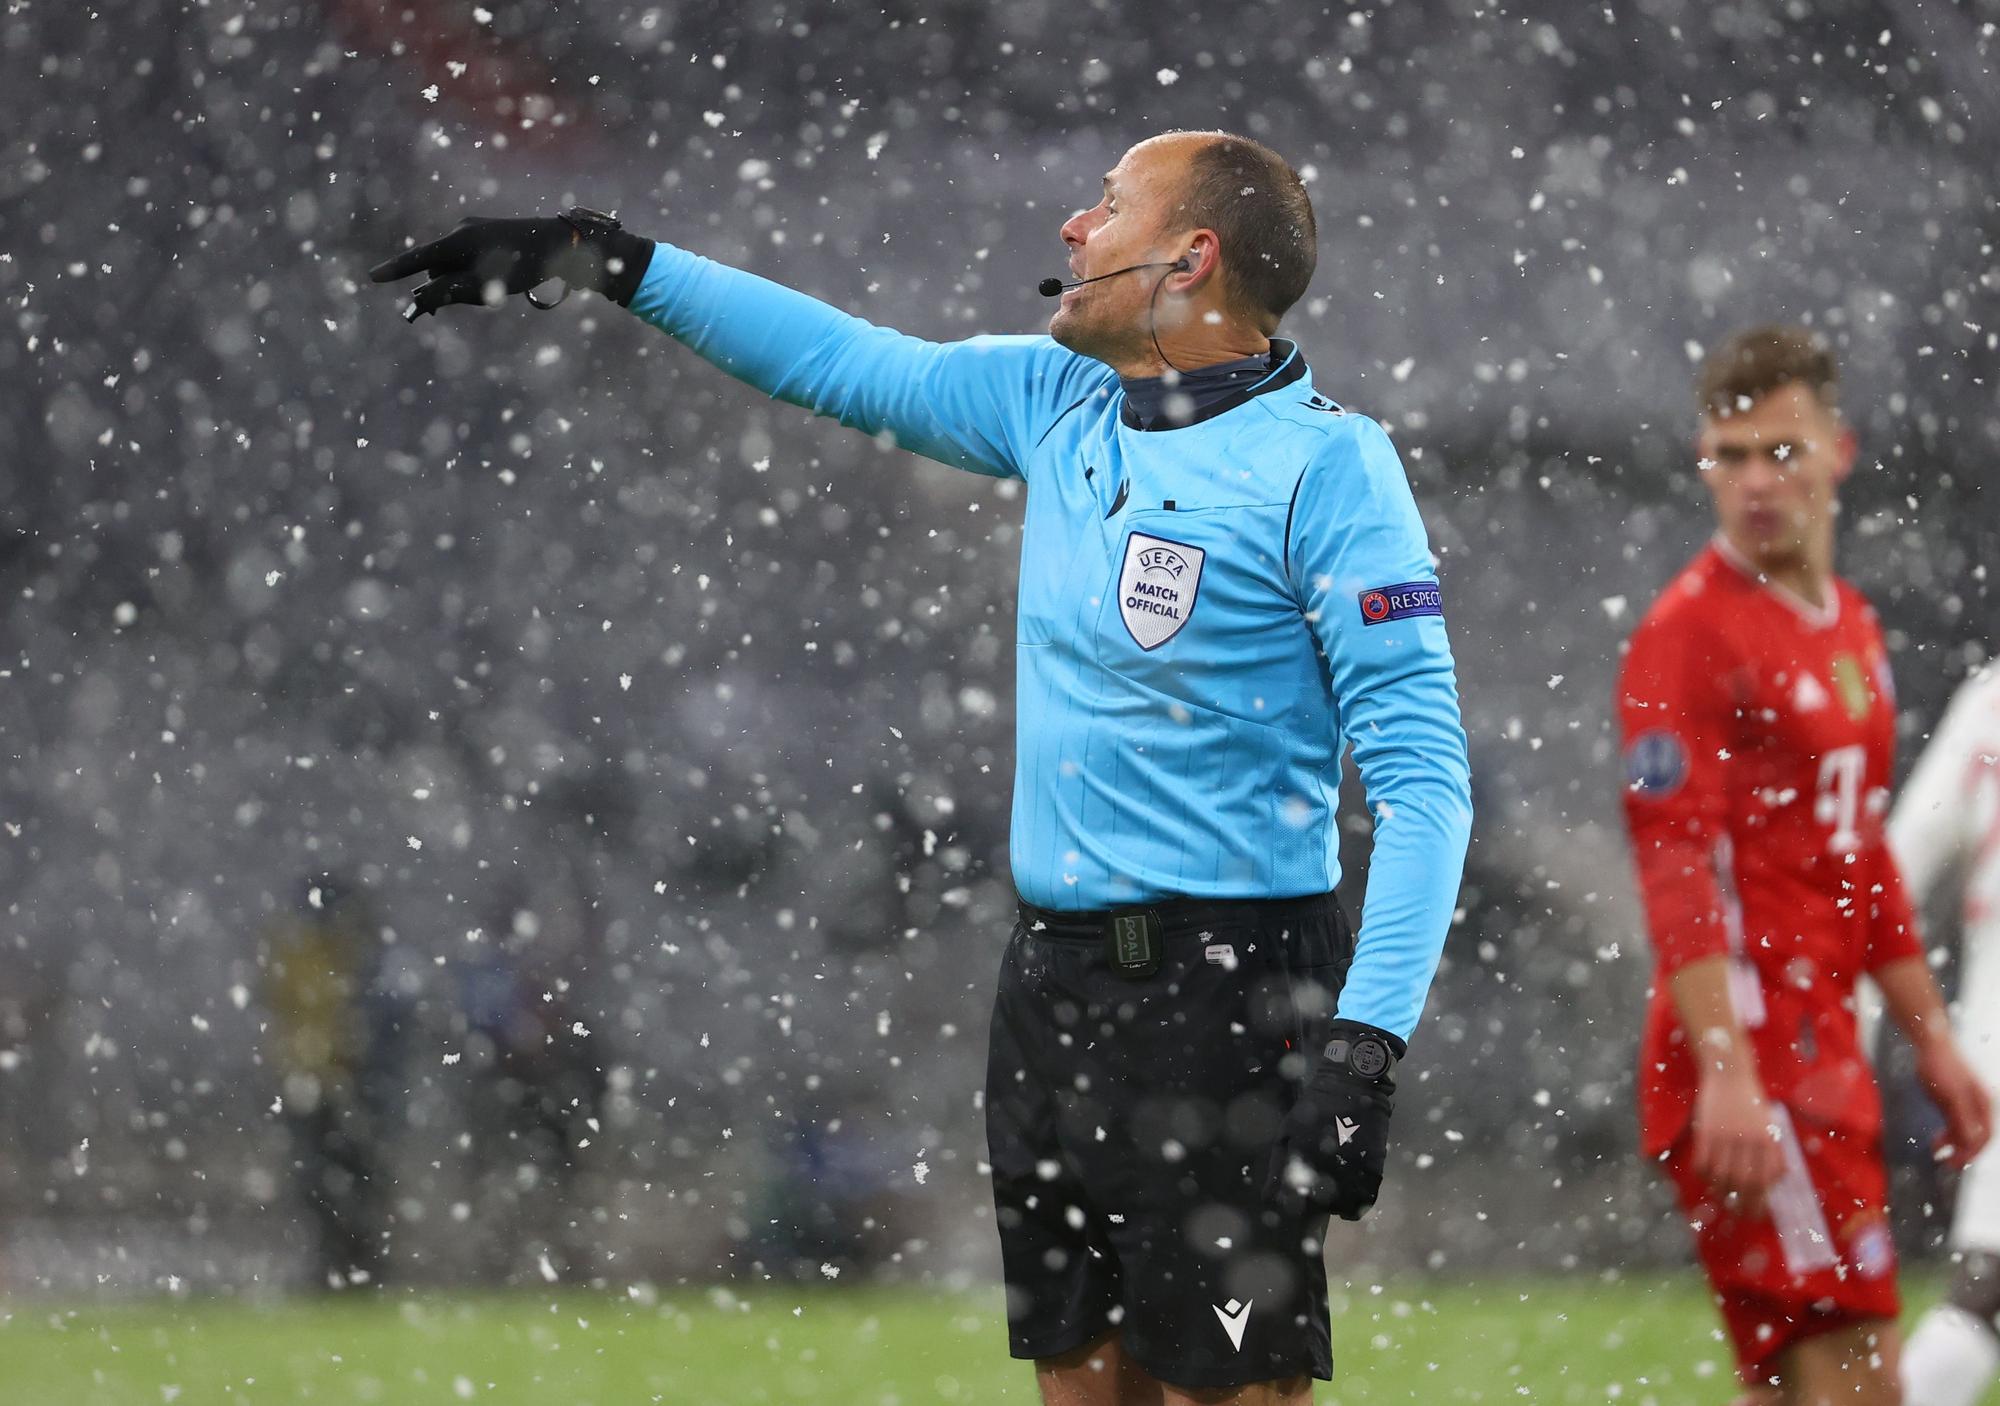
[1324,1032,1397,1082]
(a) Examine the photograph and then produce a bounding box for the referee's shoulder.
[1256,388,1404,482]
[958,332,1116,395]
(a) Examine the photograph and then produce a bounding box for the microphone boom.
[1036,259,1180,298]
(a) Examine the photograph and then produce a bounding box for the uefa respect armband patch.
[1357,580,1443,626]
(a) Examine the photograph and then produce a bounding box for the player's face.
[1697,381,1855,573]
[1048,136,1196,364]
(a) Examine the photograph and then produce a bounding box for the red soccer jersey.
[1618,539,1922,1157]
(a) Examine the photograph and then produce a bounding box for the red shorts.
[1661,1109,1900,1386]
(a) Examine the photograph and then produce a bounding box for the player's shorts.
[985,891,1350,1388]
[1661,1107,1900,1386]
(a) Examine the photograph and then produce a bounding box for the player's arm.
[370,208,1099,479]
[1286,418,1472,1043]
[623,242,1096,479]
[1889,675,1982,905]
[1872,954,1993,1168]
[1871,680,1993,1167]
[1617,606,1783,1204]
[1667,957,1783,1211]
[1864,692,1992,1176]
[1267,417,1473,1222]
[1858,687,1974,1056]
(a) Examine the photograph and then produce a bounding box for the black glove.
[1264,1019,1403,1222]
[369,208,655,321]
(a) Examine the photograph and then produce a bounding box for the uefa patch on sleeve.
[1357,580,1443,626]
[1623,729,1687,797]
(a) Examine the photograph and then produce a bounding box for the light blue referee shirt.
[628,244,1473,1040]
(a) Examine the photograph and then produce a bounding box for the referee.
[374,130,1473,1404]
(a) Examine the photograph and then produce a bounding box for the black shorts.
[984,892,1352,1388]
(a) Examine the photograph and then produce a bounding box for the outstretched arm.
[625,242,1101,480]
[371,208,1106,480]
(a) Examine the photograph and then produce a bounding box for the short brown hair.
[1177,134,1318,330]
[1697,324,1838,417]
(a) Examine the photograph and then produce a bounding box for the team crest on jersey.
[1624,729,1687,797]
[1119,532,1205,650]
[1831,653,1874,721]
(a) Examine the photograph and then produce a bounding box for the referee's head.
[1049,131,1318,372]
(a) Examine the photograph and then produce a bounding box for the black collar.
[1117,339,1307,431]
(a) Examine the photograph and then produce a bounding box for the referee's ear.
[1172,232,1221,291]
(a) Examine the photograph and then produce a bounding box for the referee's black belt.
[1016,892,1338,979]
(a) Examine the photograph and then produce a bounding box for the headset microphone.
[1037,256,1189,298]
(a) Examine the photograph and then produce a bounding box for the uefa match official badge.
[1118,532,1205,650]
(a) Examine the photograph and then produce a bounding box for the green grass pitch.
[2,1276,1986,1404]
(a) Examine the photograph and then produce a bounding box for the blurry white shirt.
[1892,666,2000,979]
[1868,665,2000,1071]
[1889,664,2000,1252]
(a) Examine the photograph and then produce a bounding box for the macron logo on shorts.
[1212,1298,1253,1350]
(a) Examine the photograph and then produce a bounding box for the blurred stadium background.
[1,0,1996,1397]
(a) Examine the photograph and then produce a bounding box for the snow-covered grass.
[0,1276,1975,1404]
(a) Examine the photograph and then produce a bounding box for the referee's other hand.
[1265,1024,1399,1222]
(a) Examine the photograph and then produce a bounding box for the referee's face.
[1050,135,1200,366]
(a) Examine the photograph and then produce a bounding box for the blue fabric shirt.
[627,243,1473,1040]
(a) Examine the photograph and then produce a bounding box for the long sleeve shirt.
[626,244,1472,1041]
[1618,540,1921,1152]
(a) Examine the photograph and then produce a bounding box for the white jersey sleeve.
[1863,666,2000,1059]
[1889,665,2000,904]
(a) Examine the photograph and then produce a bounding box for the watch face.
[1350,1039,1390,1079]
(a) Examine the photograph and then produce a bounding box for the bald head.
[1049,130,1313,371]
[1152,130,1318,331]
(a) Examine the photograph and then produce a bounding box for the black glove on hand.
[369,209,655,321]
[1265,1019,1403,1222]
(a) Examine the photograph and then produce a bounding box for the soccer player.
[373,130,1473,1404]
[1616,325,1992,1404]
[1889,663,2000,1406]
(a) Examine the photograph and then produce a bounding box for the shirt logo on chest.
[1118,531,1206,651]
[1830,653,1873,721]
